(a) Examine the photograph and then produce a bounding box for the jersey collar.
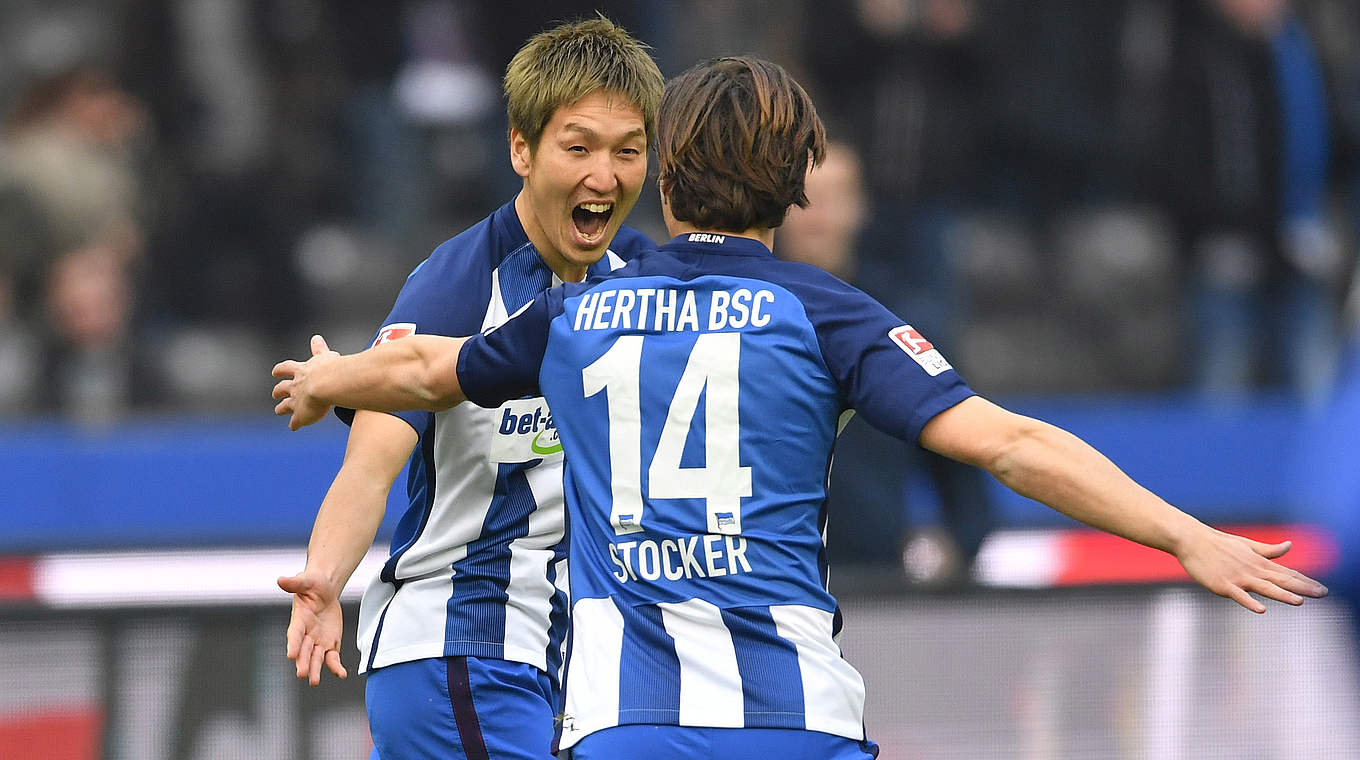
[492,199,620,280]
[661,232,774,258]
[491,200,532,258]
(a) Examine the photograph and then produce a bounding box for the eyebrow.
[561,123,646,142]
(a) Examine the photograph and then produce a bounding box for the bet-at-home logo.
[488,398,562,462]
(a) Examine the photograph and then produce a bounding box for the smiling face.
[511,90,648,282]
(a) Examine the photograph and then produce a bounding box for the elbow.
[983,419,1050,488]
[408,367,455,411]
[410,356,465,411]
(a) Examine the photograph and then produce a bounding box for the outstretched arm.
[278,410,415,684]
[272,334,469,430]
[920,396,1329,612]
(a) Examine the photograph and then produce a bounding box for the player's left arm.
[919,395,1329,612]
[272,334,468,430]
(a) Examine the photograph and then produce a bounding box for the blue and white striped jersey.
[347,201,646,681]
[456,233,975,747]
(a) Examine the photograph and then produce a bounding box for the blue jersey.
[347,201,649,682]
[456,233,974,747]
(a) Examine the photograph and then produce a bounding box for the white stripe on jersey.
[501,464,569,666]
[561,597,625,745]
[770,604,867,739]
[559,598,867,747]
[400,404,496,579]
[657,599,743,727]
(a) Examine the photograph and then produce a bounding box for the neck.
[666,220,775,250]
[514,192,589,282]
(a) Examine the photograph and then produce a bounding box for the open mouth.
[571,201,614,242]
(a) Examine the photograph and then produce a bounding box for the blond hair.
[503,17,663,150]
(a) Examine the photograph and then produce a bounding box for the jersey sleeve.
[798,269,975,444]
[336,238,493,429]
[457,289,558,408]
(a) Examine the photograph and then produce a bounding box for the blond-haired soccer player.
[274,18,661,760]
[274,57,1326,758]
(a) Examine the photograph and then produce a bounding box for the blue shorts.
[567,725,880,759]
[365,656,556,760]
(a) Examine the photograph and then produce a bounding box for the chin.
[570,238,609,258]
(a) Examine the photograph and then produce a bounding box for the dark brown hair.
[657,56,827,232]
[504,16,663,150]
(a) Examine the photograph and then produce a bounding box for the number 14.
[582,333,752,536]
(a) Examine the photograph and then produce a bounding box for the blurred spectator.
[800,1,1000,578]
[982,0,1157,210]
[1162,0,1354,402]
[0,0,1353,421]
[803,0,991,291]
[0,64,162,423]
[779,141,994,584]
[0,259,39,415]
[38,242,162,424]
[0,66,146,286]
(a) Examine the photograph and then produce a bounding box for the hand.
[278,567,348,685]
[1175,526,1328,613]
[273,335,340,430]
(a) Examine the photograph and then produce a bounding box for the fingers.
[1265,567,1328,598]
[1221,567,1328,614]
[311,334,331,356]
[284,618,302,660]
[296,635,315,679]
[1245,577,1306,607]
[272,379,293,400]
[1225,586,1267,614]
[277,574,305,594]
[309,642,326,686]
[272,360,300,379]
[1249,539,1292,560]
[324,649,348,680]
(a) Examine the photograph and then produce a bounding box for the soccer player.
[272,57,1328,759]
[273,18,662,760]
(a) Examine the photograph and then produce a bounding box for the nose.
[582,153,619,194]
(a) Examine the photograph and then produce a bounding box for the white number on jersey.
[582,333,751,535]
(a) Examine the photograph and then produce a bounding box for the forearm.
[988,420,1205,554]
[304,412,416,592]
[311,336,468,413]
[304,468,390,592]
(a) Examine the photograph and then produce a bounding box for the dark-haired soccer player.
[274,18,662,760]
[273,56,1327,759]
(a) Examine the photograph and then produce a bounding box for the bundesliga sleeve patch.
[889,325,953,376]
[372,322,416,347]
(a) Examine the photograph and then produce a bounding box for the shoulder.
[381,211,507,333]
[747,258,880,316]
[412,214,502,278]
[607,225,658,262]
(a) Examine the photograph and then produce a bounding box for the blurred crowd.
[2,0,1360,427]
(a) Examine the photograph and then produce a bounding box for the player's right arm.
[277,410,416,684]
